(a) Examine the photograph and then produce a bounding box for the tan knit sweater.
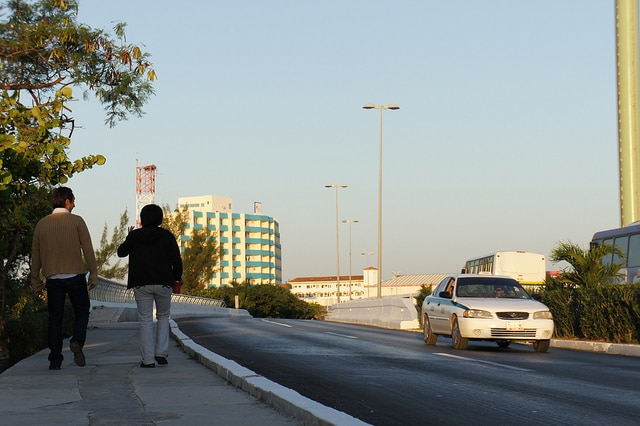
[30,211,98,292]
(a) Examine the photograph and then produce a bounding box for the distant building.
[288,268,377,307]
[374,273,451,298]
[177,195,282,287]
[288,270,452,308]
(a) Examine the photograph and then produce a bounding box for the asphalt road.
[176,316,640,426]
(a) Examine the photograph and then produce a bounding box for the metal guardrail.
[89,276,226,308]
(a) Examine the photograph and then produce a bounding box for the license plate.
[506,321,524,331]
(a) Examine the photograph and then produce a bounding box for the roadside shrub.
[577,285,640,343]
[540,277,579,338]
[187,283,325,319]
[1,281,74,372]
[541,278,640,343]
[414,285,433,327]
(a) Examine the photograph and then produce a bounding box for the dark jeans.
[46,274,90,364]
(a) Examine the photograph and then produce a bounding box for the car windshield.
[455,277,530,299]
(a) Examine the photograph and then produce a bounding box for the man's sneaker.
[49,362,61,370]
[70,341,86,367]
[140,362,155,368]
[155,356,168,365]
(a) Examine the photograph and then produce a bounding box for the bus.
[462,251,546,289]
[590,222,640,283]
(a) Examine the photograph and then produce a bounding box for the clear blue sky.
[68,1,619,281]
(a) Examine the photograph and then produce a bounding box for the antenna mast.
[135,161,157,228]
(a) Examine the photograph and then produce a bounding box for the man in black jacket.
[117,204,182,368]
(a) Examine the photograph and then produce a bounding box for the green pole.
[616,0,640,226]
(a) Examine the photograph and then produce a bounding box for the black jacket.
[117,226,183,289]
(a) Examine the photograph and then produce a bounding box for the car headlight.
[533,310,553,319]
[463,309,492,319]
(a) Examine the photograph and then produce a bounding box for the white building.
[177,195,282,287]
[288,270,452,308]
[288,267,377,307]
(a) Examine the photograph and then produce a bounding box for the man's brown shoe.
[70,341,86,367]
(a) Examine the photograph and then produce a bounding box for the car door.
[424,276,454,333]
[438,277,459,334]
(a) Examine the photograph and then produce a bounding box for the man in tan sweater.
[31,187,98,370]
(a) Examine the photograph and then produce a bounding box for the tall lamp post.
[362,103,399,299]
[342,219,359,300]
[326,184,347,303]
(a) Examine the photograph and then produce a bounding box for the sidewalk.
[0,307,368,426]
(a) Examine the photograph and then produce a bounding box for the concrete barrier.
[325,296,420,330]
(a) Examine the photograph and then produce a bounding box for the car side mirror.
[531,293,542,301]
[439,291,452,299]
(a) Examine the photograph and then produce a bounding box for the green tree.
[0,0,155,362]
[162,204,189,240]
[550,240,624,288]
[95,209,129,280]
[161,205,220,291]
[181,227,220,292]
[0,0,155,306]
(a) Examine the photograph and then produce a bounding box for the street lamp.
[342,219,359,300]
[362,103,399,299]
[325,183,347,303]
[361,251,374,267]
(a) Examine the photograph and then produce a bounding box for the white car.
[421,274,554,352]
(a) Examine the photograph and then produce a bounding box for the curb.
[550,339,640,357]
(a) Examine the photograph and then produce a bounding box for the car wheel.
[497,340,511,348]
[451,317,469,350]
[533,339,550,353]
[423,314,438,345]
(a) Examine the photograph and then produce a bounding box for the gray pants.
[134,285,172,365]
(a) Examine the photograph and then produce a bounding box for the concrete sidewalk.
[0,307,368,426]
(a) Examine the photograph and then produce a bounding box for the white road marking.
[325,332,359,339]
[261,319,293,327]
[434,352,532,371]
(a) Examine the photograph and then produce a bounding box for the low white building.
[288,269,452,308]
[288,267,377,307]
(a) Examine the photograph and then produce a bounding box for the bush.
[540,278,640,343]
[577,285,640,343]
[187,283,325,319]
[540,277,579,338]
[414,285,433,327]
[1,281,75,373]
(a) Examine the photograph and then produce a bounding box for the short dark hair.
[52,187,74,209]
[140,204,163,227]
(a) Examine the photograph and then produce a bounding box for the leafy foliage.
[0,0,156,319]
[414,284,433,326]
[543,241,640,343]
[162,204,189,241]
[0,0,155,366]
[190,282,325,319]
[181,227,220,292]
[0,280,73,372]
[576,285,640,343]
[95,209,129,280]
[0,0,156,128]
[540,276,579,338]
[550,240,624,288]
[161,204,220,291]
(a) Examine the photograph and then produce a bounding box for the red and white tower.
[135,162,157,228]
